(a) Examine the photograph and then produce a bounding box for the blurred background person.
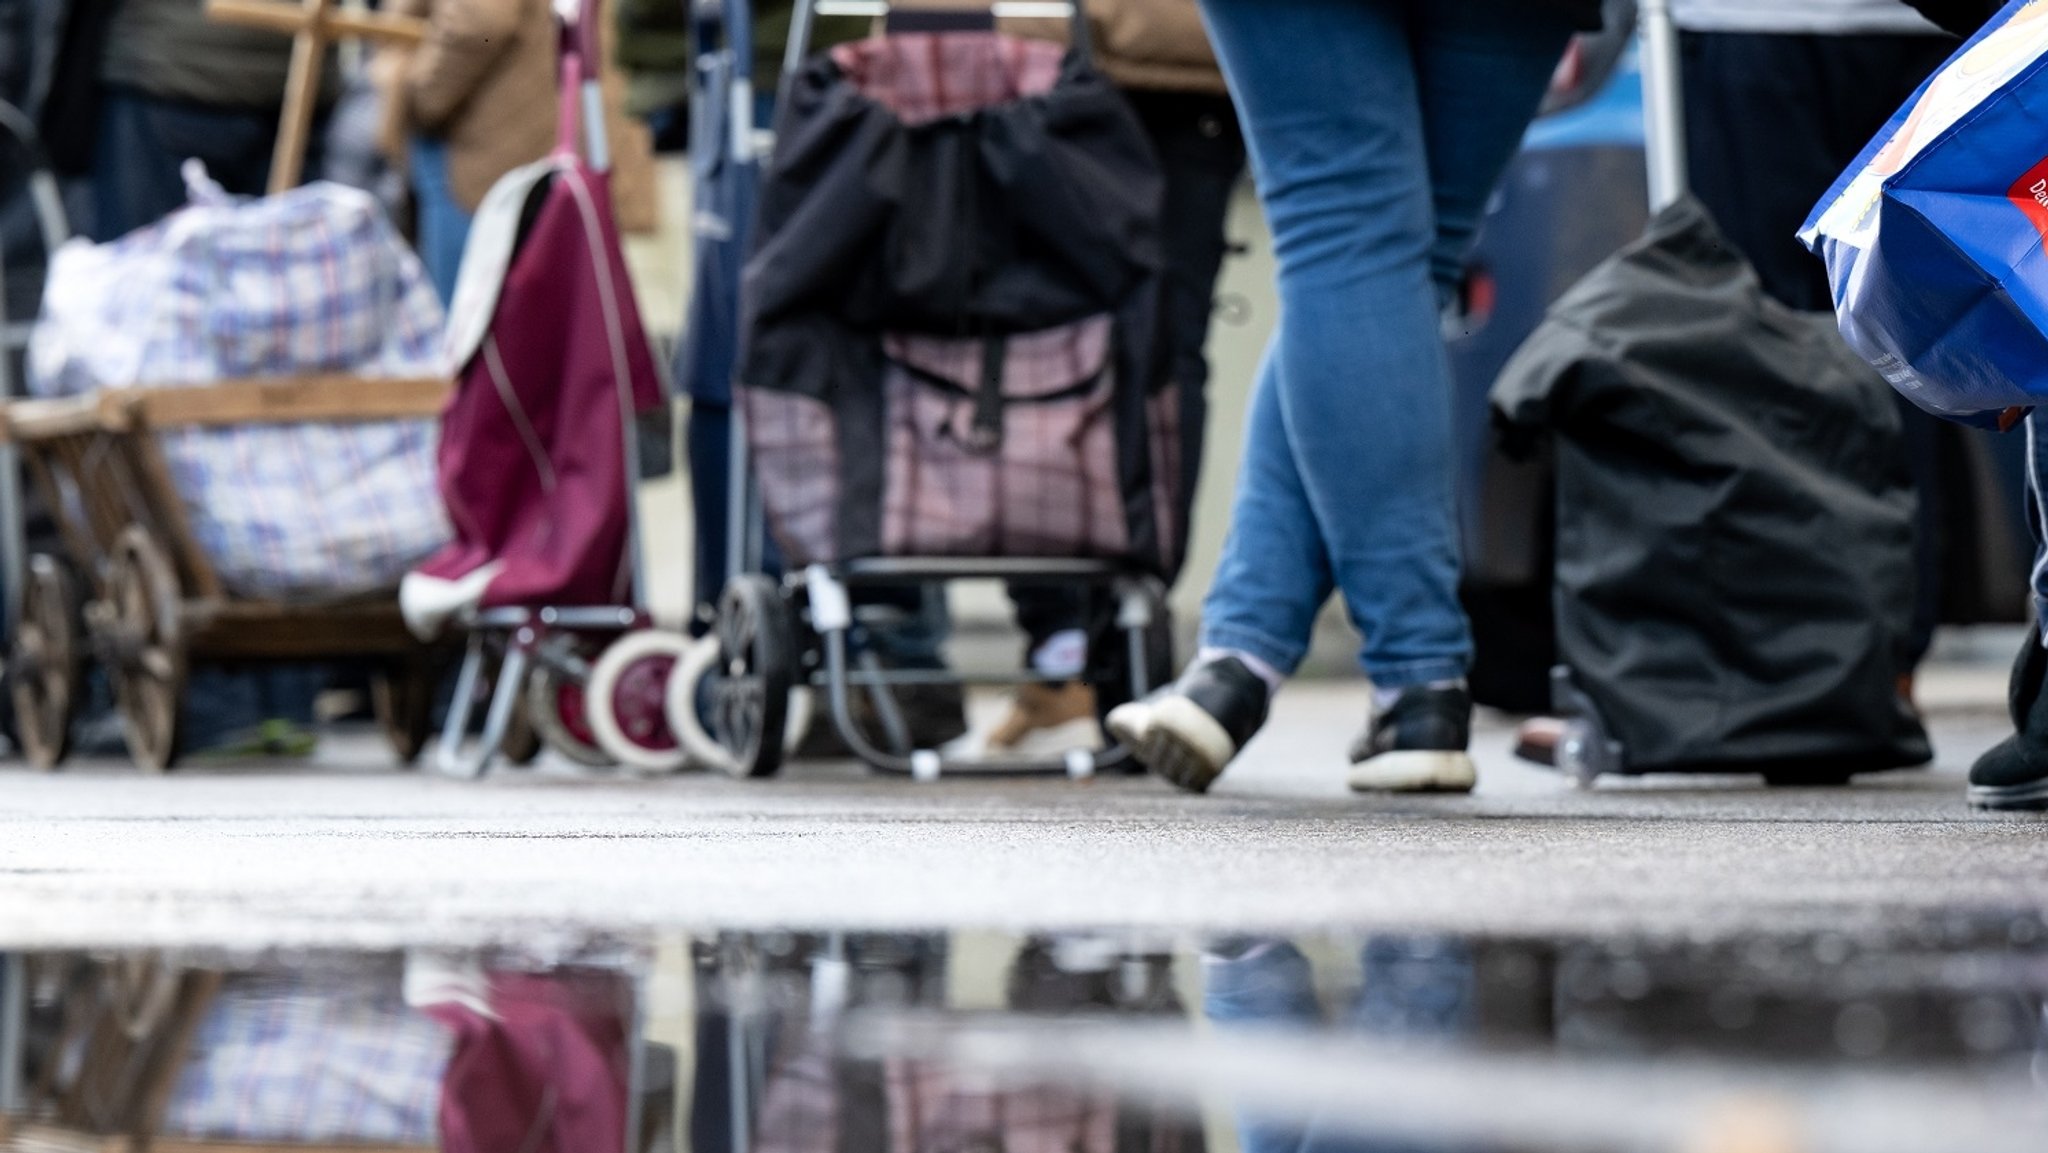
[379,0,657,303]
[1877,0,2048,811]
[379,0,556,303]
[1676,0,1957,690]
[89,0,330,238]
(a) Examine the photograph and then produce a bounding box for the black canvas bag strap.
[967,333,1007,453]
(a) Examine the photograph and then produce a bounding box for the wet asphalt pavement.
[0,679,2038,952]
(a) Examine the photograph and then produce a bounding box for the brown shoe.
[987,682,1100,752]
[1512,716,1566,767]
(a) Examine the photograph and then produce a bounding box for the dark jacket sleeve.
[1900,0,1999,36]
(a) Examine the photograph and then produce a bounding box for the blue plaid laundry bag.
[1802,0,2048,425]
[28,163,451,598]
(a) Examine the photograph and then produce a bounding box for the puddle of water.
[2,920,2046,1152]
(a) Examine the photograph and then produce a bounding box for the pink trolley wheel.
[526,657,611,768]
[586,630,694,775]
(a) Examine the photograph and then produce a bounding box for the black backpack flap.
[1495,198,1930,772]
[752,41,1160,336]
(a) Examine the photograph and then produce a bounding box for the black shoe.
[1105,657,1270,794]
[1346,684,1477,794]
[1970,635,2048,811]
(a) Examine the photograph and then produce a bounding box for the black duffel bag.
[1493,198,1932,781]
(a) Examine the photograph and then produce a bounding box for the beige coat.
[898,0,1225,95]
[378,0,657,230]
[1089,0,1226,95]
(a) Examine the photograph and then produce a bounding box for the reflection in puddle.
[1,923,2045,1152]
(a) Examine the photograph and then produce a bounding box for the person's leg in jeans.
[1109,0,1573,794]
[408,136,473,305]
[1970,414,2048,810]
[1202,938,1324,1153]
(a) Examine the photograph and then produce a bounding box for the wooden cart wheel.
[10,555,82,771]
[371,658,438,768]
[105,528,186,774]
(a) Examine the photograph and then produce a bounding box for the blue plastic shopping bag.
[1801,0,2048,425]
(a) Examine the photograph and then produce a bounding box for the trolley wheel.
[371,658,438,767]
[709,574,796,779]
[105,528,185,774]
[10,555,81,771]
[587,630,693,775]
[669,635,814,777]
[526,658,611,768]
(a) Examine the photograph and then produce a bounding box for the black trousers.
[1682,30,1955,666]
[1681,32,1953,312]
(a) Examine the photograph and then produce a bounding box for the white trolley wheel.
[525,660,613,768]
[586,630,694,775]
[667,635,738,774]
[666,635,814,778]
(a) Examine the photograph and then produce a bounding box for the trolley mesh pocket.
[880,316,1128,559]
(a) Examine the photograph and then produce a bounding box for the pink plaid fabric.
[884,1060,1119,1153]
[882,315,1127,559]
[832,33,1066,125]
[887,318,1110,399]
[745,389,841,564]
[753,1043,839,1153]
[752,1047,1122,1153]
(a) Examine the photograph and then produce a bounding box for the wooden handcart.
[1,953,436,1153]
[0,377,451,772]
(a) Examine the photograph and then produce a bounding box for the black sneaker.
[1970,634,2048,811]
[1105,657,1270,794]
[1347,684,1478,794]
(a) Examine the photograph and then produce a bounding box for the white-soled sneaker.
[1106,657,1271,794]
[1346,684,1478,794]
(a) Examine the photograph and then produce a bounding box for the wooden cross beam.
[205,0,428,194]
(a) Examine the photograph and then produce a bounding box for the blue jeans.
[1195,0,1575,688]
[1204,937,1478,1153]
[89,87,292,240]
[409,138,472,306]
